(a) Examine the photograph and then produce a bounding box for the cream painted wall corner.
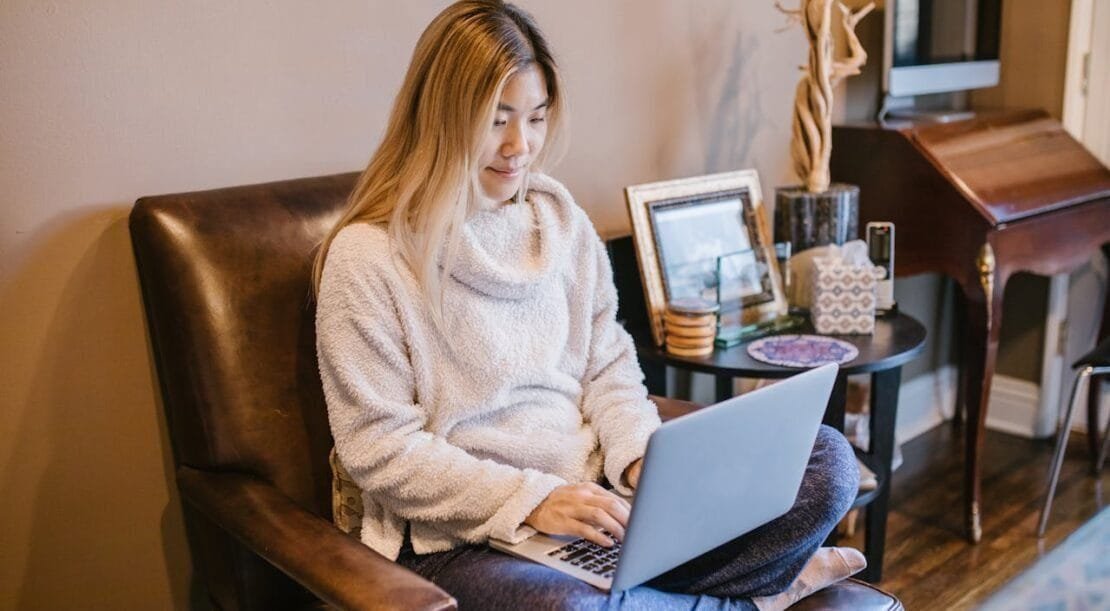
[0,1,804,608]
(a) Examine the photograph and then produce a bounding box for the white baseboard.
[982,373,1108,439]
[983,374,1044,438]
[894,366,954,444]
[903,368,1108,441]
[896,367,1057,442]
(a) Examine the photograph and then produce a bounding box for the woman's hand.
[623,458,643,490]
[525,483,631,547]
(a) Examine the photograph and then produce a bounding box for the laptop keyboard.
[546,537,621,578]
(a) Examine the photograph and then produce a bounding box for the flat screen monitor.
[883,0,1003,98]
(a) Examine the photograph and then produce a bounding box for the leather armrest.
[649,394,702,422]
[177,466,457,611]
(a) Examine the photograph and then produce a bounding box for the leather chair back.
[131,172,360,609]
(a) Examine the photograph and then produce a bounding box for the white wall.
[1080,0,1110,165]
[1062,0,1110,435]
[0,2,805,608]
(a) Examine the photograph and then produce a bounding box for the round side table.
[634,312,927,583]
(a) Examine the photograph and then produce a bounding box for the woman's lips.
[488,166,522,179]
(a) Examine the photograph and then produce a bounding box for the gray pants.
[397,425,859,610]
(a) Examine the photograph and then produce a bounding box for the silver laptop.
[490,363,838,592]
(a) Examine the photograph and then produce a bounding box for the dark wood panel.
[992,198,1110,279]
[831,124,990,286]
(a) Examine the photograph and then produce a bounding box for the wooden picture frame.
[624,170,787,346]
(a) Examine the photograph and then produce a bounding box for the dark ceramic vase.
[773,184,860,252]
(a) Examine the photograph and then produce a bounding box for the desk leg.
[859,367,901,583]
[961,259,1006,544]
[642,357,667,397]
[952,286,968,430]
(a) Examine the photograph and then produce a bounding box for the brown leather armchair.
[130,173,902,610]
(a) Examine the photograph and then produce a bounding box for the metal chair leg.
[1098,398,1110,473]
[1096,371,1110,473]
[1038,367,1091,538]
[1080,366,1110,472]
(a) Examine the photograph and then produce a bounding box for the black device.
[866,222,896,313]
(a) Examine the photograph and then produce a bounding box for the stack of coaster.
[664,298,719,357]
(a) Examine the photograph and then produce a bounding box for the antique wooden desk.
[831,110,1110,543]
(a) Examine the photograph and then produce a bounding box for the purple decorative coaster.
[746,334,859,368]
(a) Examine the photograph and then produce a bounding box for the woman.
[314,1,861,608]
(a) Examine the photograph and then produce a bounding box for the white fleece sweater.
[315,173,661,560]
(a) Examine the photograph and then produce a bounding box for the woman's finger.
[610,492,632,513]
[574,505,625,542]
[589,492,630,531]
[585,481,631,512]
[570,520,616,548]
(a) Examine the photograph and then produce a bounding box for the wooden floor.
[841,421,1109,610]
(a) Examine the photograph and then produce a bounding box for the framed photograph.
[625,170,787,346]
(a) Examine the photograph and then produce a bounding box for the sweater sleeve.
[316,239,566,545]
[579,233,662,496]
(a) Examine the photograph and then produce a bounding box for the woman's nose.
[501,123,529,158]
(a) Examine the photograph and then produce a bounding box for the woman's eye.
[530,116,546,124]
[493,119,507,127]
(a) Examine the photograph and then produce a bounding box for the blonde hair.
[312,0,566,328]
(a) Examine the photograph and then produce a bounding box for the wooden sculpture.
[777,0,874,193]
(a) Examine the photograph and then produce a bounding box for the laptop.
[490,363,838,592]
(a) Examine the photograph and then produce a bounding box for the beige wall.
[0,2,805,608]
[970,0,1071,120]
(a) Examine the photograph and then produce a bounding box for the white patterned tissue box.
[810,255,884,335]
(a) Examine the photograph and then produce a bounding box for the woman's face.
[476,64,549,207]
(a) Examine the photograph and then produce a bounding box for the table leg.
[822,374,848,431]
[859,367,901,583]
[642,356,667,397]
[674,368,694,402]
[822,374,850,549]
[715,375,733,403]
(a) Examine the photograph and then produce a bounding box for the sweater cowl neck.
[446,173,576,300]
